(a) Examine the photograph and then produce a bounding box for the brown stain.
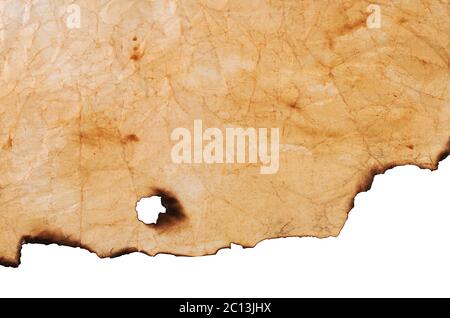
[406,144,415,150]
[418,58,429,65]
[80,128,117,147]
[121,134,140,144]
[344,18,366,32]
[287,101,301,110]
[328,38,336,50]
[334,16,368,37]
[132,36,138,41]
[2,136,12,150]
[130,53,140,61]
[398,17,408,24]
[130,46,144,61]
[79,122,139,149]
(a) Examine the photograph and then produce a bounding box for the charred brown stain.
[0,256,18,268]
[22,231,85,249]
[406,144,415,150]
[144,188,188,230]
[1,231,93,268]
[2,231,141,268]
[2,136,12,150]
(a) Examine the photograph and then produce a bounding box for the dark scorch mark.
[22,231,85,249]
[146,188,187,230]
[345,139,450,216]
[1,231,92,268]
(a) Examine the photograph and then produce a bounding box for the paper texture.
[0,0,449,266]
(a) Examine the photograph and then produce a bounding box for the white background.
[0,157,449,298]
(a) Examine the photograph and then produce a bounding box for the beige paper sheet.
[0,0,449,267]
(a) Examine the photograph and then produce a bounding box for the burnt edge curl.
[2,231,144,268]
[345,139,450,218]
[1,231,93,268]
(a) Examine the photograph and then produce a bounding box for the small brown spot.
[406,144,414,150]
[2,136,12,150]
[417,58,428,65]
[287,101,301,110]
[122,134,140,144]
[132,36,138,41]
[130,48,144,61]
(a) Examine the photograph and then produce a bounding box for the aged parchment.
[0,0,449,267]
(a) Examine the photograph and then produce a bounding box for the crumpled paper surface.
[0,0,449,266]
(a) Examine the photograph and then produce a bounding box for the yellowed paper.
[0,0,449,267]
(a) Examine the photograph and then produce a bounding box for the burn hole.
[135,196,166,224]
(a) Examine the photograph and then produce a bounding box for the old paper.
[0,0,449,267]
